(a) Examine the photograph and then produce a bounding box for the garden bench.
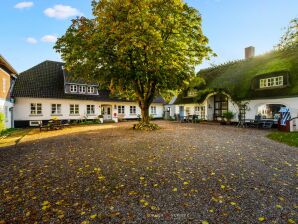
[39,119,65,131]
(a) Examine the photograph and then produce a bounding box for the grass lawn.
[267,131,298,147]
[0,128,32,147]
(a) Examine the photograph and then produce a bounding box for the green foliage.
[275,18,298,50]
[0,113,5,133]
[133,122,160,131]
[222,111,235,121]
[55,0,213,123]
[0,128,21,137]
[198,46,298,101]
[267,131,298,147]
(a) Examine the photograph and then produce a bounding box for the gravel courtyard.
[0,121,297,223]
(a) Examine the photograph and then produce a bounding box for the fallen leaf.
[258,217,266,222]
[90,214,97,219]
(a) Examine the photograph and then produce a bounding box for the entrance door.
[214,94,228,120]
[102,106,112,120]
[179,106,184,117]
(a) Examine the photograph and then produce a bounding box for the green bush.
[133,122,160,131]
[223,111,235,121]
[0,113,5,133]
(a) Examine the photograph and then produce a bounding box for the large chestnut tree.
[55,0,213,123]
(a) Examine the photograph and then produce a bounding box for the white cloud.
[26,37,38,44]
[44,5,83,20]
[15,1,34,9]
[41,35,58,43]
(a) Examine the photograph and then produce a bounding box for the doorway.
[102,105,112,120]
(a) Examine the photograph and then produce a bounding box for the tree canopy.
[276,17,298,50]
[55,0,213,124]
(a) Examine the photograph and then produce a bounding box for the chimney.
[245,46,255,59]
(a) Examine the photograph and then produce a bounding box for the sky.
[0,0,297,73]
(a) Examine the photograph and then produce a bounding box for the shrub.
[223,111,235,121]
[0,113,5,133]
[133,122,160,131]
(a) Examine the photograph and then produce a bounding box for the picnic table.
[40,119,68,131]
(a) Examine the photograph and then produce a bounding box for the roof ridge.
[20,60,64,74]
[198,47,292,74]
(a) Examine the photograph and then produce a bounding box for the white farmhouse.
[172,46,298,123]
[12,61,165,127]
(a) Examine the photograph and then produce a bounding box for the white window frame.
[79,85,86,93]
[70,85,77,93]
[87,105,95,115]
[129,106,136,114]
[260,76,283,88]
[87,86,95,94]
[51,104,62,115]
[2,78,6,93]
[70,104,79,115]
[30,103,42,115]
[150,106,157,114]
[118,105,125,114]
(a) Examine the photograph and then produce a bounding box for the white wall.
[13,97,164,122]
[246,97,298,120]
[0,99,14,129]
[174,94,239,121]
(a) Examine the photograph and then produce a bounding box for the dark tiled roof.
[13,60,165,104]
[173,97,197,105]
[64,70,99,86]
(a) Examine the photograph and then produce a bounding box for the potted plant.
[223,111,235,125]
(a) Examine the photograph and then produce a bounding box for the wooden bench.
[40,119,64,131]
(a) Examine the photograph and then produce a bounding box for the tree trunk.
[139,100,150,124]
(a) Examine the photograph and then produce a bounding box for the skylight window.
[260,76,283,88]
[70,85,77,93]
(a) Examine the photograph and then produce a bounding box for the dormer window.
[87,86,95,94]
[260,76,283,88]
[79,85,86,93]
[70,85,77,93]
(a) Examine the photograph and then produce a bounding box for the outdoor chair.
[262,120,274,129]
[192,115,199,123]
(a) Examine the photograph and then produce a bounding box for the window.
[70,85,77,93]
[51,104,61,115]
[87,105,95,115]
[87,86,95,94]
[70,104,79,115]
[214,94,228,120]
[260,76,283,88]
[30,103,42,115]
[2,78,6,93]
[194,106,200,114]
[130,106,136,114]
[200,106,206,120]
[186,107,190,115]
[118,105,125,114]
[79,85,86,93]
[150,106,156,114]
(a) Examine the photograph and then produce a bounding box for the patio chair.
[262,120,274,129]
[192,115,199,123]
